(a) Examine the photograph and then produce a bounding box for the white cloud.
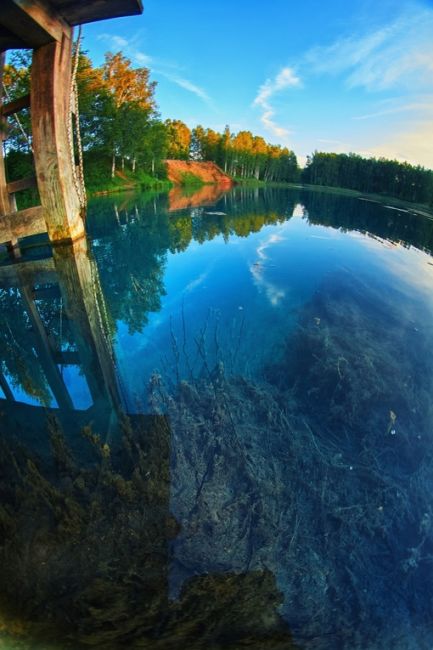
[253,66,301,141]
[95,32,213,107]
[353,100,433,121]
[254,67,301,107]
[160,72,214,107]
[250,233,286,306]
[305,8,433,92]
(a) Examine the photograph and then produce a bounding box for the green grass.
[84,154,172,196]
[179,171,206,187]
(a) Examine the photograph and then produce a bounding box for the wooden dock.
[0,0,143,249]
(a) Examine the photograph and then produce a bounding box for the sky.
[81,0,433,168]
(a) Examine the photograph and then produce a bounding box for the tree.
[165,119,191,159]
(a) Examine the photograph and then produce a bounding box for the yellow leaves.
[102,52,156,112]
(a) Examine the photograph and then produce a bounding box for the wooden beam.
[51,0,143,26]
[0,370,14,401]
[32,284,61,300]
[0,25,27,51]
[0,0,68,48]
[0,257,55,288]
[0,53,12,219]
[53,239,122,411]
[7,176,37,194]
[0,205,46,246]
[20,282,74,410]
[31,32,84,243]
[1,93,30,117]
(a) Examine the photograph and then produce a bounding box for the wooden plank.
[33,284,61,300]
[31,32,84,243]
[1,93,30,117]
[0,52,13,219]
[20,283,74,410]
[53,239,122,411]
[0,205,47,245]
[0,257,55,288]
[0,25,27,51]
[7,176,37,194]
[51,0,143,26]
[0,0,68,48]
[0,370,14,401]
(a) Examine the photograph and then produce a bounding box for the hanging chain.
[68,25,87,211]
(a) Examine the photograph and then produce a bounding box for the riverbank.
[86,160,233,197]
[86,165,433,220]
[234,178,433,219]
[291,182,433,220]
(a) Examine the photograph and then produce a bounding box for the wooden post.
[31,30,85,243]
[0,52,11,217]
[52,238,122,412]
[19,282,74,410]
[0,52,21,254]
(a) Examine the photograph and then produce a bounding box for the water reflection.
[0,229,297,649]
[1,187,433,648]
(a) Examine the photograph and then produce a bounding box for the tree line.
[3,50,299,188]
[2,50,433,207]
[302,152,433,208]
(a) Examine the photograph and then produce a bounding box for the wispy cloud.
[250,233,286,306]
[305,8,433,92]
[96,32,213,107]
[253,67,301,140]
[158,72,214,107]
[353,101,433,121]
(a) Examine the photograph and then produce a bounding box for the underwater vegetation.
[1,270,433,649]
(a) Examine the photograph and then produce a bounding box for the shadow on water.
[1,187,433,648]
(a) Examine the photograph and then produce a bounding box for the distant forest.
[2,49,433,207]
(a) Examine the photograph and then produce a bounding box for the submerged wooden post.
[31,31,84,243]
[52,238,122,412]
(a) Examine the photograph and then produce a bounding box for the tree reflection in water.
[1,187,433,648]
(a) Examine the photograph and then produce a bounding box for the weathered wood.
[33,284,61,300]
[0,205,47,246]
[0,52,13,218]
[0,0,143,50]
[52,0,143,26]
[53,238,122,411]
[0,0,67,48]
[20,282,74,410]
[31,33,85,243]
[1,93,30,117]
[0,370,14,401]
[7,176,37,194]
[0,256,55,288]
[0,25,27,51]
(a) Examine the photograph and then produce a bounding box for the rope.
[68,25,87,211]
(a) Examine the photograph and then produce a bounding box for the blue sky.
[82,0,433,168]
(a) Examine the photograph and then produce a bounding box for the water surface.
[1,186,433,649]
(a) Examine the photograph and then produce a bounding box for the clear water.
[1,186,433,649]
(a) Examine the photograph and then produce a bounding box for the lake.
[1,185,433,649]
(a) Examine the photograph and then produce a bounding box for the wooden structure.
[0,237,122,414]
[0,0,143,247]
